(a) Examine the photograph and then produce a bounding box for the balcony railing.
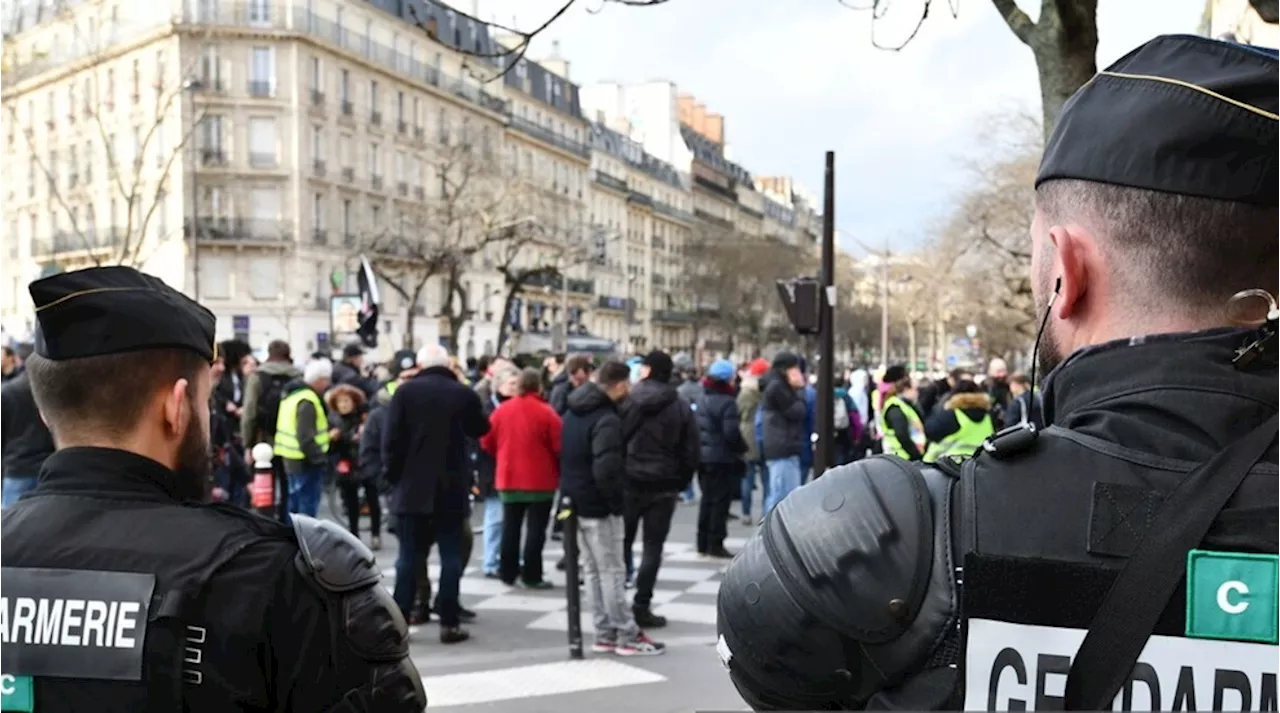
[341,167,355,182]
[739,205,764,220]
[653,200,693,223]
[397,181,408,197]
[200,78,227,94]
[32,228,125,256]
[200,149,227,166]
[627,190,653,207]
[249,152,278,169]
[340,100,354,117]
[343,233,357,248]
[413,186,425,200]
[370,110,383,126]
[397,120,408,135]
[371,175,384,190]
[594,170,627,194]
[693,208,734,230]
[312,228,327,245]
[247,80,274,98]
[185,217,293,243]
[313,159,326,176]
[653,310,695,324]
[413,126,425,141]
[310,89,325,107]
[694,174,738,202]
[508,116,590,159]
[597,295,631,311]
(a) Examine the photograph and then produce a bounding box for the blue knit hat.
[707,359,735,382]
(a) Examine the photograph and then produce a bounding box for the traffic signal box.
[1186,549,1279,645]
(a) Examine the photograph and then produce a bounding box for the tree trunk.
[907,320,918,370]
[991,0,1098,140]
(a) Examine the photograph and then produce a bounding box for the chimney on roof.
[541,39,571,80]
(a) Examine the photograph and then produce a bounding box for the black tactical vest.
[1,487,293,713]
[955,424,1279,711]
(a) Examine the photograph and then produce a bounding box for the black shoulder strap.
[1063,412,1279,710]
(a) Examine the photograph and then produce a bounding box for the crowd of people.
[1,324,1039,655]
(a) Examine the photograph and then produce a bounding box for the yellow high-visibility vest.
[923,407,994,463]
[273,388,330,460]
[878,395,925,460]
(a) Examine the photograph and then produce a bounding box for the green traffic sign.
[1185,549,1279,644]
[0,674,34,712]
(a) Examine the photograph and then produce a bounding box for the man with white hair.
[986,356,1012,428]
[383,342,490,643]
[274,357,335,518]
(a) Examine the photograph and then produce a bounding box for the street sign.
[232,315,250,343]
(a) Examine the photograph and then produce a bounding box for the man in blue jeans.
[759,352,808,516]
[274,359,334,518]
[1,357,55,509]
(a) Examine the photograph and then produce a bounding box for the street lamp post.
[183,77,203,300]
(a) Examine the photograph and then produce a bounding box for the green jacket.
[239,359,303,444]
[737,378,763,462]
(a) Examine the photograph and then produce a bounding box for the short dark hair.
[566,354,593,376]
[2,346,13,358]
[26,349,208,443]
[517,367,543,395]
[267,340,291,361]
[951,379,982,395]
[596,361,630,388]
[1037,180,1278,314]
[1009,373,1032,388]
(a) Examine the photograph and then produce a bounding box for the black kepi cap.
[30,266,217,362]
[1038,34,1278,205]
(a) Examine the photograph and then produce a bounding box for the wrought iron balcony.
[627,190,653,207]
[371,175,384,190]
[594,170,627,194]
[508,116,590,159]
[185,217,293,243]
[397,120,408,135]
[414,186,425,200]
[247,80,274,98]
[341,100,354,117]
[312,228,327,245]
[397,181,408,197]
[341,167,355,182]
[343,233,358,248]
[370,111,383,126]
[310,89,325,107]
[249,152,278,169]
[653,310,695,324]
[653,200,693,223]
[313,159,326,176]
[200,149,227,166]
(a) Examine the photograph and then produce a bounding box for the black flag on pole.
[356,255,380,348]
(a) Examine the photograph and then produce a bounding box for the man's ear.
[1049,224,1092,321]
[162,378,191,437]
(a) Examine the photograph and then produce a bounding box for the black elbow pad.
[292,515,427,712]
[716,455,957,710]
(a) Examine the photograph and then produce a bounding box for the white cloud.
[474,0,1207,249]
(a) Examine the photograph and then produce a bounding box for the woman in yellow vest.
[876,372,926,461]
[922,379,995,463]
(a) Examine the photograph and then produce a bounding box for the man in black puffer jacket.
[695,359,747,558]
[1,327,55,509]
[620,350,700,629]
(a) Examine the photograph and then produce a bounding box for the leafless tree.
[2,14,209,267]
[364,126,528,347]
[685,226,813,356]
[491,211,601,355]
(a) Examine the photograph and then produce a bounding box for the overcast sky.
[476,0,1206,254]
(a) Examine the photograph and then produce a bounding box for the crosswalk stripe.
[418,659,666,707]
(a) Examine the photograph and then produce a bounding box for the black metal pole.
[560,495,583,659]
[815,151,837,476]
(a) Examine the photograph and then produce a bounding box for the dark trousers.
[338,477,381,536]
[272,456,289,522]
[623,491,677,611]
[416,519,474,616]
[393,513,463,627]
[500,499,553,585]
[696,464,739,553]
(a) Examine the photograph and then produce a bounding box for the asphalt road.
[344,495,758,713]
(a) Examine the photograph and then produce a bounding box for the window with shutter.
[248,257,280,299]
[202,256,231,299]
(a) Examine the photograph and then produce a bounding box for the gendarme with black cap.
[29,266,218,363]
[714,35,1279,713]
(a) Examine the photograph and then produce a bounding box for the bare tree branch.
[991,0,1037,44]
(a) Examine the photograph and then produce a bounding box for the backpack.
[833,395,850,431]
[256,373,293,441]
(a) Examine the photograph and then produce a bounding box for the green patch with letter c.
[1186,549,1279,644]
[0,674,34,712]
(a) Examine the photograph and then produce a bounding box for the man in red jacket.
[481,368,563,588]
